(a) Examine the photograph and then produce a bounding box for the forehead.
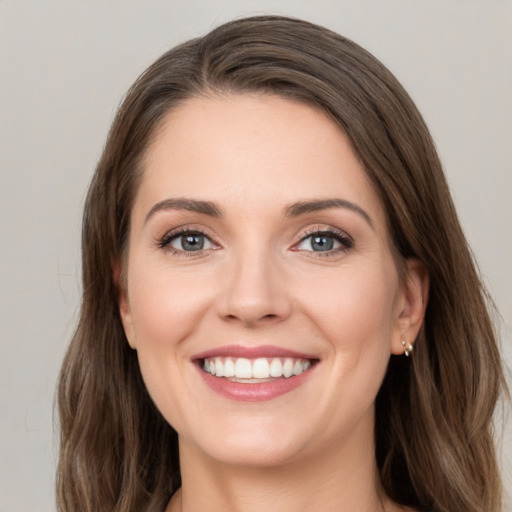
[135,93,387,230]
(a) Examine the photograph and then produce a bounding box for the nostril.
[223,311,281,325]
[216,276,293,325]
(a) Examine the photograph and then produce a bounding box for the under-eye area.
[199,357,319,381]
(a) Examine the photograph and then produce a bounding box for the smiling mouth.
[201,356,316,382]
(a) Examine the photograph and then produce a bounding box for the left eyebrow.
[283,198,374,229]
[144,198,223,224]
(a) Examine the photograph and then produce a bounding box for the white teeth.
[234,358,252,379]
[215,358,224,377]
[203,356,313,380]
[283,358,294,378]
[224,357,235,377]
[252,358,270,378]
[269,358,283,377]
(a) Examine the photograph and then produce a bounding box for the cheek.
[301,263,398,426]
[301,263,398,353]
[127,261,213,348]
[300,262,397,405]
[125,263,215,430]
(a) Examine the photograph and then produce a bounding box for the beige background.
[1,1,511,511]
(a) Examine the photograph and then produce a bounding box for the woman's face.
[119,94,423,467]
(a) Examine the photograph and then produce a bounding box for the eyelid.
[295,225,353,243]
[154,223,352,256]
[156,225,221,253]
[292,225,354,254]
[170,231,214,251]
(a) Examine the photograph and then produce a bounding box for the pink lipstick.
[193,345,318,402]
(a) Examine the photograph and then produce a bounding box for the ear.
[391,258,429,355]
[113,262,137,350]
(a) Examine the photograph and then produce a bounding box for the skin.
[118,94,428,512]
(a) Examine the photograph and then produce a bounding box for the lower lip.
[196,364,315,402]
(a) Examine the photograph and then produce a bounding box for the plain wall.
[1,1,511,510]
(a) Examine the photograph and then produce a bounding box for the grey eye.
[298,234,341,252]
[311,235,335,251]
[170,232,213,251]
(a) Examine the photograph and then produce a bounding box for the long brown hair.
[57,16,508,512]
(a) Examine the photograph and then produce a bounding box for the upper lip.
[192,344,318,361]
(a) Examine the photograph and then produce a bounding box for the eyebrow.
[144,198,222,224]
[283,198,374,228]
[145,197,373,229]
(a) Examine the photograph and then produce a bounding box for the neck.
[168,424,400,512]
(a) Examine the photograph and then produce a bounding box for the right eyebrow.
[283,198,374,230]
[144,198,223,224]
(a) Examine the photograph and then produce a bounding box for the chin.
[181,418,311,468]
[201,441,302,468]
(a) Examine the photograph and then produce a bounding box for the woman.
[57,16,508,512]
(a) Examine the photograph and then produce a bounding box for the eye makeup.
[155,225,220,257]
[154,222,355,261]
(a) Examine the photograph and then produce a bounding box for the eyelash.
[157,227,216,257]
[156,226,354,257]
[292,227,354,256]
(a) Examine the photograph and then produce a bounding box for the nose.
[216,250,292,327]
